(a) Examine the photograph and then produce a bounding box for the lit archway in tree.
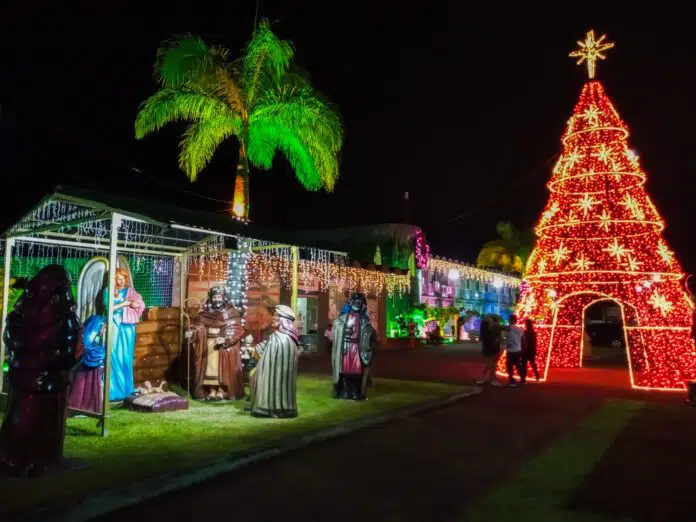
[500,31,696,391]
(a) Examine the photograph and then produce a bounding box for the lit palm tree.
[135,21,343,220]
[476,222,535,275]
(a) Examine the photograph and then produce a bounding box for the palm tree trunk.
[232,141,251,220]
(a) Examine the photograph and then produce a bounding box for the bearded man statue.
[331,293,378,400]
[186,286,244,401]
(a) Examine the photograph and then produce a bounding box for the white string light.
[227,239,250,325]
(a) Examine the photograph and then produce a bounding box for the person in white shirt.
[505,315,525,386]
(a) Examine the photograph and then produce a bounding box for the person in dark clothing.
[505,315,525,386]
[324,323,334,355]
[522,318,540,382]
[477,316,502,385]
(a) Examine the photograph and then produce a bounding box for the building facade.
[421,256,521,319]
[382,257,522,341]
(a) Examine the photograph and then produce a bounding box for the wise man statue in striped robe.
[247,305,300,418]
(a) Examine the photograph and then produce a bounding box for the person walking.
[324,322,334,355]
[523,318,540,382]
[477,316,502,385]
[505,315,525,386]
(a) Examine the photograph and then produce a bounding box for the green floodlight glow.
[411,309,425,322]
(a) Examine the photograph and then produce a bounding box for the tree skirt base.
[123,392,189,413]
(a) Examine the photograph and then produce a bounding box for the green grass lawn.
[1,375,464,515]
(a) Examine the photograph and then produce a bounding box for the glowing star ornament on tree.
[569,30,615,79]
[500,30,696,392]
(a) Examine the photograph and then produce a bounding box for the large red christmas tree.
[505,31,696,391]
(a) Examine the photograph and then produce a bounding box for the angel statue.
[77,256,143,401]
[77,256,133,322]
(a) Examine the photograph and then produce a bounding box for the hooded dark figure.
[0,265,81,477]
[331,293,378,400]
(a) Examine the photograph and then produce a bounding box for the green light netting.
[3,256,89,304]
[123,255,173,308]
[1,253,174,312]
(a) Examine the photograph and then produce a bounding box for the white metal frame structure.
[0,187,346,436]
[0,190,244,436]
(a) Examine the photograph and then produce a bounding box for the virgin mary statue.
[103,267,145,401]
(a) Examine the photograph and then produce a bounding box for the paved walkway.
[101,384,604,522]
[306,346,687,404]
[96,348,696,522]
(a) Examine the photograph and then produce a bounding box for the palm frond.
[495,221,519,244]
[476,241,513,266]
[283,64,312,89]
[242,19,294,108]
[139,25,344,199]
[515,244,533,265]
[178,115,241,181]
[250,85,343,190]
[155,34,229,88]
[212,65,246,118]
[247,121,323,190]
[134,88,231,139]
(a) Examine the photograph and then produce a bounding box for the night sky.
[3,2,696,272]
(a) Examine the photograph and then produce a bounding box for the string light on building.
[500,31,696,392]
[428,257,521,288]
[185,236,228,281]
[246,254,410,296]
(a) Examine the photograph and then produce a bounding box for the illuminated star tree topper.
[569,30,615,79]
